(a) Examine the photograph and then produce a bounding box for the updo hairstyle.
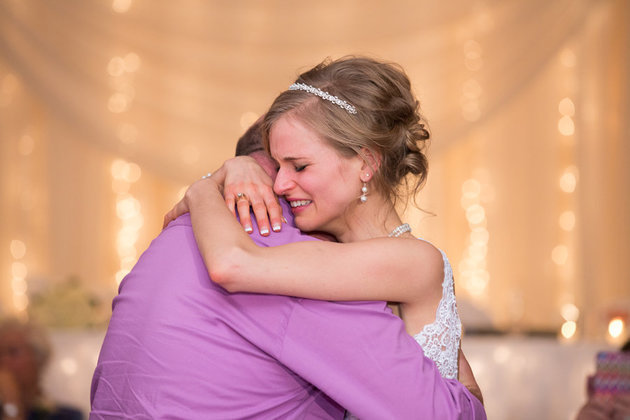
[262,56,431,206]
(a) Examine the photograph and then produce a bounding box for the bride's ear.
[359,148,381,178]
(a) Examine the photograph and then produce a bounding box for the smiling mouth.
[289,200,311,208]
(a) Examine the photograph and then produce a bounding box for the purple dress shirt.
[90,204,486,419]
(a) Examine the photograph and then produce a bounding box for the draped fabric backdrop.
[0,0,628,362]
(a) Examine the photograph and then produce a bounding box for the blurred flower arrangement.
[27,276,110,329]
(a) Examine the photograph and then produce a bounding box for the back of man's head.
[235,116,264,157]
[235,115,278,179]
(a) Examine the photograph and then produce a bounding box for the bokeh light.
[561,320,577,339]
[10,239,26,259]
[608,317,625,339]
[551,245,569,265]
[559,211,576,231]
[561,303,579,321]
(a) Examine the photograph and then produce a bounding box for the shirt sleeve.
[278,299,486,419]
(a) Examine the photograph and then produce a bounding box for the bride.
[165,56,483,405]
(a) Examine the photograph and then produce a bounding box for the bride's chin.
[295,218,318,233]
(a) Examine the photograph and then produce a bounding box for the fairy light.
[561,303,580,322]
[559,166,578,193]
[459,175,492,298]
[111,159,143,286]
[112,0,132,13]
[60,357,79,376]
[9,242,29,313]
[106,46,143,288]
[558,211,576,231]
[463,40,483,71]
[107,52,141,148]
[608,317,624,339]
[559,48,577,68]
[551,245,569,266]
[10,240,26,259]
[123,53,141,72]
[555,46,580,341]
[560,321,577,340]
[460,36,484,121]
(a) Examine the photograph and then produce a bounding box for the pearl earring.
[360,182,368,203]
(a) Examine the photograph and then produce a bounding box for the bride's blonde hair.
[262,55,431,207]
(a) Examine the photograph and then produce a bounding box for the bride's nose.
[273,167,295,195]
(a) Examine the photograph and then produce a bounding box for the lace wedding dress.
[345,243,461,418]
[412,246,460,380]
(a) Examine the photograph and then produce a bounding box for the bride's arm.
[177,176,443,306]
[163,156,284,236]
[458,349,484,405]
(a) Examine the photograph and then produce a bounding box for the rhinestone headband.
[288,83,357,114]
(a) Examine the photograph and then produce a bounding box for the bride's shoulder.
[407,236,444,262]
[403,238,446,286]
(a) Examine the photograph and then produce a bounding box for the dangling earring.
[360,182,368,203]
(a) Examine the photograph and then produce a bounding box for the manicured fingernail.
[282,217,287,223]
[272,223,281,232]
[245,226,253,233]
[260,228,269,235]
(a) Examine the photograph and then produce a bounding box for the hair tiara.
[288,83,357,114]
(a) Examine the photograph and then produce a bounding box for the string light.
[608,317,624,339]
[464,40,483,71]
[60,357,79,375]
[10,255,29,312]
[10,240,26,259]
[112,0,132,13]
[560,321,577,340]
[107,45,142,287]
[557,116,575,136]
[558,211,576,231]
[561,303,580,322]
[551,245,569,266]
[460,34,484,121]
[107,52,140,115]
[111,159,143,286]
[459,174,492,298]
[555,46,579,341]
[558,97,575,116]
[559,48,577,68]
[123,53,141,72]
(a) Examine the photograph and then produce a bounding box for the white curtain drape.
[0,0,628,341]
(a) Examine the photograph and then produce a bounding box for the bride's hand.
[458,349,484,405]
[220,156,283,236]
[162,180,199,229]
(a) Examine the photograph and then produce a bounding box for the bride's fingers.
[162,198,190,229]
[250,196,271,236]
[236,194,254,234]
[263,193,283,233]
[163,207,178,229]
[224,194,237,217]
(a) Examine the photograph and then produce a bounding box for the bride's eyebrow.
[276,156,305,163]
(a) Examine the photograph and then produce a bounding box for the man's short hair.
[235,116,264,157]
